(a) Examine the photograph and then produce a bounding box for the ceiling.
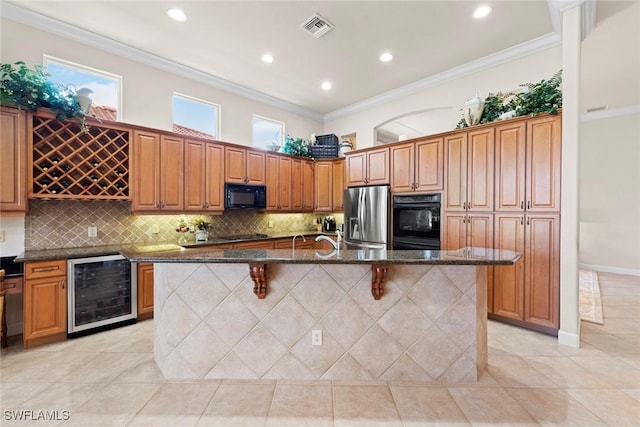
[4,0,564,117]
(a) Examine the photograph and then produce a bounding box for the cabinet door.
[302,160,315,211]
[24,275,67,345]
[366,147,390,185]
[204,142,225,211]
[246,150,266,185]
[278,156,292,210]
[184,139,207,211]
[0,107,27,211]
[159,135,184,211]
[466,213,494,248]
[291,159,303,211]
[442,212,467,250]
[444,133,467,211]
[495,122,526,212]
[493,214,525,319]
[345,152,366,187]
[390,143,414,193]
[524,214,560,330]
[415,137,444,192]
[225,146,247,183]
[132,130,161,211]
[526,116,561,212]
[265,154,280,210]
[332,159,344,211]
[314,161,333,212]
[137,263,154,319]
[467,128,494,211]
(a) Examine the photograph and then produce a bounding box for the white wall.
[0,19,323,144]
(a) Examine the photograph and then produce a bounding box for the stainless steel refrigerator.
[344,185,390,250]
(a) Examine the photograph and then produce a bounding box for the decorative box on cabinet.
[390,136,443,193]
[224,146,265,185]
[184,139,225,212]
[0,107,27,211]
[23,259,67,348]
[345,147,389,187]
[29,110,131,200]
[137,263,154,320]
[131,130,184,212]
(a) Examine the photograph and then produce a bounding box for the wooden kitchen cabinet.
[23,259,67,348]
[266,154,292,211]
[345,147,389,187]
[131,130,184,212]
[302,159,315,211]
[137,263,154,320]
[494,115,561,213]
[225,146,265,185]
[391,136,444,193]
[184,139,225,212]
[274,237,314,249]
[491,213,560,333]
[0,107,27,212]
[442,212,494,251]
[291,159,303,211]
[444,128,494,212]
[232,240,275,249]
[315,159,344,212]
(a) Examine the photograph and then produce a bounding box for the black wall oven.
[392,193,441,250]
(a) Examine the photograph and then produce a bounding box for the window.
[172,94,219,140]
[252,115,284,150]
[43,55,122,121]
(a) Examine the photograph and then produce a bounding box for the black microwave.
[225,183,267,209]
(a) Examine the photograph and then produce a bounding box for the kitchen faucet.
[315,231,341,251]
[292,234,306,250]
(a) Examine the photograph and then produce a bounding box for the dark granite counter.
[120,246,520,265]
[14,244,131,263]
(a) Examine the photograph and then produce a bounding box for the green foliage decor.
[1,61,89,132]
[282,134,312,158]
[456,70,562,129]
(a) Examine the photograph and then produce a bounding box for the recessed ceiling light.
[167,8,187,22]
[261,53,274,63]
[473,5,492,19]
[321,81,332,91]
[379,52,393,63]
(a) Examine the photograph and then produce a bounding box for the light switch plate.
[151,224,160,234]
[88,226,98,238]
[311,330,322,346]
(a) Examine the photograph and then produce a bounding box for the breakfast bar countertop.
[120,246,520,266]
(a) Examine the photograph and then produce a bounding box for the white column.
[558,4,582,347]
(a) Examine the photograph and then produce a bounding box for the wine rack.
[29,111,131,200]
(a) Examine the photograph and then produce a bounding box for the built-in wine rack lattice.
[30,112,131,199]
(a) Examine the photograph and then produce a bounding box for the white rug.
[579,269,604,325]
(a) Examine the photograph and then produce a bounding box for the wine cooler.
[67,255,137,337]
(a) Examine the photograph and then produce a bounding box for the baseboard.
[579,263,640,277]
[558,329,581,348]
[7,321,23,337]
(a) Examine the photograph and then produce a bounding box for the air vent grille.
[300,13,334,38]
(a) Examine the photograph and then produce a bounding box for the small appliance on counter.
[323,216,337,232]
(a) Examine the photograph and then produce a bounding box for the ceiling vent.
[300,13,334,38]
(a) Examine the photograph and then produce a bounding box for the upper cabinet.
[345,147,389,187]
[225,146,265,185]
[444,128,494,212]
[184,139,225,212]
[494,115,561,213]
[390,136,443,193]
[131,130,184,212]
[315,158,344,212]
[290,158,315,212]
[265,153,292,211]
[0,107,27,212]
[302,159,315,211]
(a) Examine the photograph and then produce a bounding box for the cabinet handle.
[527,201,531,210]
[60,279,65,289]
[527,217,530,226]
[520,217,523,225]
[33,266,56,273]
[463,202,467,210]
[520,201,524,210]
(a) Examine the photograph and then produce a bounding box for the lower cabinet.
[233,240,275,249]
[274,237,315,249]
[491,214,560,333]
[23,259,67,349]
[137,263,154,320]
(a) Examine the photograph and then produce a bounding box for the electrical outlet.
[311,329,322,346]
[87,226,98,238]
[151,224,160,234]
[0,230,5,242]
[268,221,273,228]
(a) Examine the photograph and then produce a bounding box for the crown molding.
[547,0,597,40]
[0,1,324,122]
[581,104,640,122]
[324,32,561,121]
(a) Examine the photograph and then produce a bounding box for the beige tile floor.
[1,272,639,426]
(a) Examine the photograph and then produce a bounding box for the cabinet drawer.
[3,276,24,294]
[24,259,66,279]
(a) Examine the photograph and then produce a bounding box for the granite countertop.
[120,246,520,265]
[13,231,332,263]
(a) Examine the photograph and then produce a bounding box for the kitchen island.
[121,246,519,384]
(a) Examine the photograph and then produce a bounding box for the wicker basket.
[311,145,339,159]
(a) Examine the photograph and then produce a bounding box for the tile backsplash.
[25,200,342,250]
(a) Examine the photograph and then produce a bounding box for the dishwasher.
[67,255,137,337]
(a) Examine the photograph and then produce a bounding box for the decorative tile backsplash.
[25,200,343,250]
